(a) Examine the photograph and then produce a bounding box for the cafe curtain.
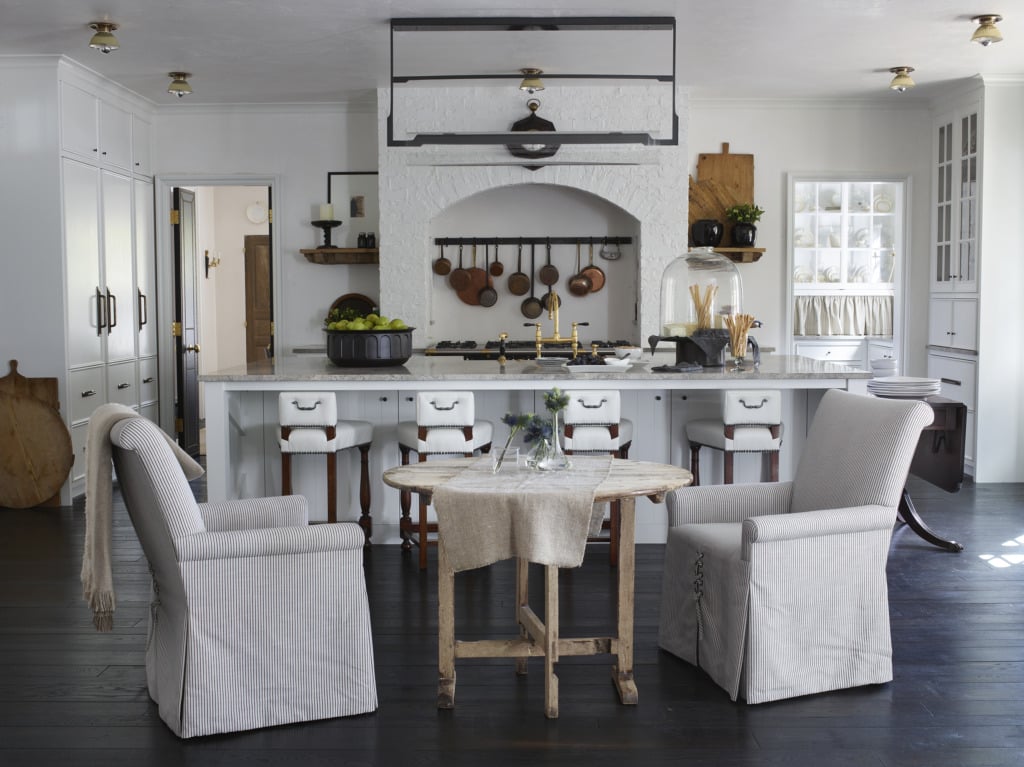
[793,295,893,336]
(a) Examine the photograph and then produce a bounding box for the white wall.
[687,99,933,370]
[152,104,379,353]
[976,81,1024,481]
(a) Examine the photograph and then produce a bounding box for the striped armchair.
[110,416,377,737]
[658,389,933,704]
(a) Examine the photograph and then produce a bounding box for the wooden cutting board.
[689,142,755,227]
[0,360,73,509]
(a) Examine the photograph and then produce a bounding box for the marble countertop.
[201,352,870,385]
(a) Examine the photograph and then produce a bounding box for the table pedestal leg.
[612,496,638,704]
[544,564,559,719]
[437,536,456,709]
[898,488,963,552]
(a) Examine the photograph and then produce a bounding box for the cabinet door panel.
[98,101,132,171]
[134,179,157,357]
[63,158,103,368]
[102,171,136,362]
[59,82,97,159]
[132,116,152,176]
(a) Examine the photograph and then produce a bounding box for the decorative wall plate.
[246,202,268,224]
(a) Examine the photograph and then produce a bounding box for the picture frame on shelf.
[327,171,379,249]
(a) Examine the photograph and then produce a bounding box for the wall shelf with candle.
[300,248,379,265]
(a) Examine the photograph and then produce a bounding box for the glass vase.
[534,412,571,471]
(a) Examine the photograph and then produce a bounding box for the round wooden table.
[383,457,692,718]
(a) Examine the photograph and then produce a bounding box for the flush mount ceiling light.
[888,66,916,93]
[167,72,193,98]
[971,14,1004,46]
[87,21,120,53]
[518,68,545,94]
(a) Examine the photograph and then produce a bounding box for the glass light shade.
[168,73,193,98]
[971,16,1003,46]
[519,68,545,93]
[88,22,120,53]
[660,246,743,336]
[888,68,915,92]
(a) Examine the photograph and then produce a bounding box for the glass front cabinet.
[788,175,907,366]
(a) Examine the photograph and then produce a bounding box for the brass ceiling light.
[888,66,916,93]
[518,68,545,94]
[167,72,193,98]
[87,21,120,53]
[971,14,1004,46]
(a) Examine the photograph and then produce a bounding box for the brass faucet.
[523,290,587,358]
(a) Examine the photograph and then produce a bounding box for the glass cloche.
[660,247,743,337]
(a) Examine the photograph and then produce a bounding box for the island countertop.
[200,352,870,390]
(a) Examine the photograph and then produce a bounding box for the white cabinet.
[132,116,152,177]
[59,81,133,172]
[62,158,103,368]
[101,170,136,362]
[928,351,977,468]
[931,108,979,293]
[793,339,866,368]
[135,179,157,358]
[928,297,977,351]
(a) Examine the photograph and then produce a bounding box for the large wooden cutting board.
[0,360,72,509]
[689,142,755,227]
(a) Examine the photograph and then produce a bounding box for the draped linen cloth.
[793,295,893,336]
[432,455,612,572]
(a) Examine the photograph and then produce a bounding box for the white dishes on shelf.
[870,357,898,376]
[867,376,941,399]
[873,192,894,213]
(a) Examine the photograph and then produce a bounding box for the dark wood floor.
[2,474,1024,766]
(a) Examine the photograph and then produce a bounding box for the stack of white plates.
[867,376,941,399]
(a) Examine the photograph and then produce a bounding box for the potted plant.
[725,203,765,247]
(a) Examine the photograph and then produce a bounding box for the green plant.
[725,203,765,224]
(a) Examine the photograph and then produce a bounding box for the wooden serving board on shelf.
[688,142,764,262]
[0,360,72,509]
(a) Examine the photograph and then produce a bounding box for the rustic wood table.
[382,457,692,718]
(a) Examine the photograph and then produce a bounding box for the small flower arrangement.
[496,387,570,471]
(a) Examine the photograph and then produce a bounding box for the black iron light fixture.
[506,99,559,169]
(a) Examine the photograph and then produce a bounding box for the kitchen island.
[201,353,870,544]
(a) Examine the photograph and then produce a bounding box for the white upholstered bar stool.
[561,389,634,567]
[397,391,493,569]
[278,392,374,540]
[685,389,782,486]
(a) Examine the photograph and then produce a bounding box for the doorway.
[159,181,275,453]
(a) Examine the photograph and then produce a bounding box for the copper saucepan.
[507,241,530,296]
[567,241,593,296]
[449,244,470,291]
[538,240,559,286]
[433,243,451,276]
[521,244,544,319]
[478,244,498,307]
[489,243,504,277]
[581,240,606,292]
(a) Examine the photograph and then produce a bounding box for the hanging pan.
[507,241,530,296]
[433,243,451,276]
[538,239,559,286]
[489,243,504,277]
[581,240,606,292]
[478,244,498,307]
[567,241,593,297]
[521,244,544,319]
[449,244,470,291]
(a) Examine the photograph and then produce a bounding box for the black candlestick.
[312,219,342,249]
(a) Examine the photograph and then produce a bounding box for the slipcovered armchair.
[658,389,932,704]
[109,416,377,737]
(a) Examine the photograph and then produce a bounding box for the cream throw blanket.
[432,455,612,572]
[81,404,204,631]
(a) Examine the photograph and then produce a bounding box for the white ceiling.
[2,0,1021,106]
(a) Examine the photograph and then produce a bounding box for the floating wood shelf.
[301,248,379,265]
[717,247,765,264]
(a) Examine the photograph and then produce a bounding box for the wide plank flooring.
[1,474,1023,766]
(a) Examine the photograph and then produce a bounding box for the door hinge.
[267,209,273,224]
[172,321,182,337]
[170,209,180,225]
[175,417,184,433]
[270,321,275,336]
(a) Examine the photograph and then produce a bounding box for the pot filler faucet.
[520,289,589,359]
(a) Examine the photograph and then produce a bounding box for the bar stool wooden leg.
[358,443,372,544]
[326,451,337,523]
[281,452,293,495]
[689,444,701,487]
[723,451,735,485]
[399,446,413,551]
[769,451,780,482]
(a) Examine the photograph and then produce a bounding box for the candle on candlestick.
[318,204,334,221]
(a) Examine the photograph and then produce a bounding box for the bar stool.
[397,391,493,569]
[685,389,783,486]
[278,392,373,539]
[561,389,634,567]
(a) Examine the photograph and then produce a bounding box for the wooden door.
[172,187,200,455]
[244,235,273,362]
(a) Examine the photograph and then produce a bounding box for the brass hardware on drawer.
[81,389,97,397]
[117,382,131,390]
[143,377,154,383]
[940,377,961,386]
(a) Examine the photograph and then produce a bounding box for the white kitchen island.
[200,353,870,544]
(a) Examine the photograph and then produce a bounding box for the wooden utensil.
[567,241,593,296]
[521,244,543,318]
[538,240,559,285]
[489,243,504,277]
[449,244,470,290]
[433,243,451,275]
[581,241,606,292]
[508,242,530,295]
[478,245,498,307]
